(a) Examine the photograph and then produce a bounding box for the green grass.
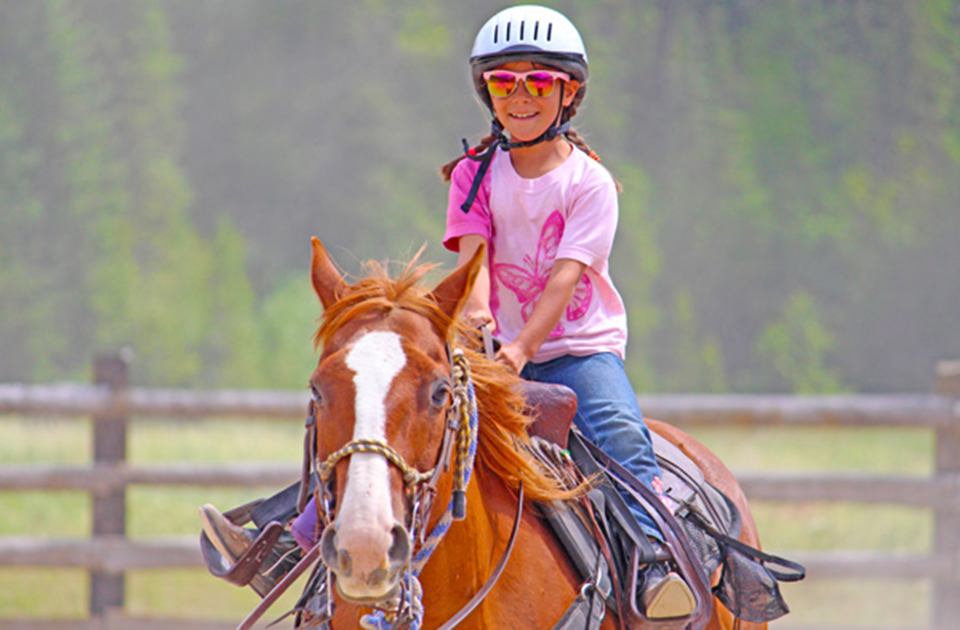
[0,416,936,626]
[696,425,934,628]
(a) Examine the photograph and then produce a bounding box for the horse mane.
[456,342,579,502]
[313,256,573,503]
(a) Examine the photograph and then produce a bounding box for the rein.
[312,347,477,534]
[319,348,522,630]
[235,348,524,630]
[353,349,479,630]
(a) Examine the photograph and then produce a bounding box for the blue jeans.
[521,352,663,539]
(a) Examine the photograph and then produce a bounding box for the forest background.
[1,0,958,395]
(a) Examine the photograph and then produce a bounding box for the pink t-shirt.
[443,148,628,362]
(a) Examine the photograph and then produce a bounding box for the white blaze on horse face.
[339,330,406,532]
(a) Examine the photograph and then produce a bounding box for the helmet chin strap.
[459,90,569,214]
[491,88,569,149]
[490,117,571,150]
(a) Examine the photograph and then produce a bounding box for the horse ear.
[311,237,346,309]
[431,243,486,322]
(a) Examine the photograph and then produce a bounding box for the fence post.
[90,353,130,616]
[933,360,960,630]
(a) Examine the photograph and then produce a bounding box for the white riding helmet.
[470,5,588,111]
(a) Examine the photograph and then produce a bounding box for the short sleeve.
[555,166,619,269]
[443,158,492,252]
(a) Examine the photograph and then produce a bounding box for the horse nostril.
[388,522,411,566]
[320,525,352,576]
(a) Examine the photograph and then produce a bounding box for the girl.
[199,4,694,621]
[441,5,695,619]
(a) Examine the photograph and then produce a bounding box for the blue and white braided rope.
[361,377,479,630]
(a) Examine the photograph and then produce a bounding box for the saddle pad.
[652,431,739,539]
[650,432,703,507]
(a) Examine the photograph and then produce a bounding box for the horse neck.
[415,464,586,629]
[418,465,500,588]
[410,465,510,626]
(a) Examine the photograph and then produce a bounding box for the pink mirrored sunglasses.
[482,69,571,98]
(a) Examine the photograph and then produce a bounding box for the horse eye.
[310,384,323,405]
[430,381,450,407]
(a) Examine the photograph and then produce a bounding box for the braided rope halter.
[311,348,479,630]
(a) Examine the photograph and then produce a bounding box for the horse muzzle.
[319,519,411,602]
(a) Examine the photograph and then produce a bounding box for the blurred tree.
[0,0,957,392]
[258,272,321,390]
[0,1,213,384]
[758,291,847,394]
[203,218,264,388]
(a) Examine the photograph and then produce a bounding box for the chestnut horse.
[305,237,765,630]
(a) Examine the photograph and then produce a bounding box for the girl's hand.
[495,340,531,375]
[462,306,494,330]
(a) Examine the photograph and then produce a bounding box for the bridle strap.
[309,351,467,533]
[434,482,525,630]
[298,400,317,514]
[318,438,434,487]
[297,347,518,630]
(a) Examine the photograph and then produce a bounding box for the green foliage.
[204,219,264,388]
[396,2,452,56]
[610,163,660,389]
[0,0,958,392]
[661,291,729,393]
[258,274,322,390]
[758,291,848,393]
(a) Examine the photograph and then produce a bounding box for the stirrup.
[642,568,696,619]
[199,503,297,597]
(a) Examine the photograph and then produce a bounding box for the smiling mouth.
[511,112,537,119]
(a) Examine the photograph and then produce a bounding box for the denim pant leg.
[521,353,663,539]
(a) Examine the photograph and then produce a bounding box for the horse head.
[307,238,483,606]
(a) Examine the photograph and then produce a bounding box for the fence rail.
[2,382,955,425]
[1,355,958,630]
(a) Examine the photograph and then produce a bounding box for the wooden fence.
[0,354,958,630]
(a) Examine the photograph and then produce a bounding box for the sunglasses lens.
[524,72,557,97]
[486,73,518,98]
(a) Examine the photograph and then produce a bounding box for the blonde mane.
[313,257,571,502]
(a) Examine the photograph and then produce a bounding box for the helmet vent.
[471,7,588,80]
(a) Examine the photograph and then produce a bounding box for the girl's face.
[487,61,580,143]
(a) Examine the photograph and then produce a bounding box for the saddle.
[523,382,802,628]
[523,382,722,629]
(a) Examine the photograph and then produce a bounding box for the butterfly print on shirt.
[494,210,593,337]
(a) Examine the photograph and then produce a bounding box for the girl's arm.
[497,257,587,374]
[456,234,494,329]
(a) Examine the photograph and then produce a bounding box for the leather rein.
[303,346,474,550]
